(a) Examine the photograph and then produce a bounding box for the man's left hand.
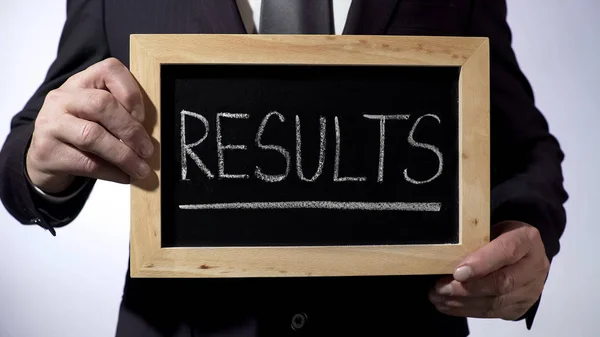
[428,221,550,320]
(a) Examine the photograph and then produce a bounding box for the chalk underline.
[179,202,442,212]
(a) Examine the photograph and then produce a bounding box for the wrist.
[25,152,75,194]
[25,169,89,203]
[27,170,75,195]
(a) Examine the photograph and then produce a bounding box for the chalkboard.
[129,34,490,278]
[161,64,459,247]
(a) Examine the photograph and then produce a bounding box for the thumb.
[453,223,532,282]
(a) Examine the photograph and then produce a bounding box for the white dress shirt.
[32,0,354,202]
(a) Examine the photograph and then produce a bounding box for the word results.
[180,110,444,185]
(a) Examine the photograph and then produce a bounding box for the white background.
[1,1,599,336]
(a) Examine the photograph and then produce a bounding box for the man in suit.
[0,0,568,336]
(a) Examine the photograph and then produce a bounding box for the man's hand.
[429,221,550,320]
[26,58,154,194]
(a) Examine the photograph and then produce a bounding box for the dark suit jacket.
[0,0,568,336]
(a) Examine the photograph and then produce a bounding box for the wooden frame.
[129,34,490,278]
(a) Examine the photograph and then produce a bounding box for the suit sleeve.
[0,0,109,235]
[467,0,568,329]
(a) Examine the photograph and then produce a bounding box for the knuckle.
[79,155,98,174]
[507,304,528,321]
[34,115,51,131]
[44,89,63,104]
[64,72,82,86]
[41,117,56,134]
[29,135,54,163]
[101,57,125,75]
[122,90,141,109]
[88,90,114,112]
[492,295,505,311]
[542,257,551,271]
[120,123,145,141]
[45,114,67,136]
[526,226,542,243]
[104,57,123,68]
[114,146,135,167]
[499,239,521,262]
[495,271,514,295]
[78,123,103,147]
[484,307,498,319]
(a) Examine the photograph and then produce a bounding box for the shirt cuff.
[24,167,90,204]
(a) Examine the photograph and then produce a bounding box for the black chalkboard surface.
[129,34,490,278]
[161,64,459,247]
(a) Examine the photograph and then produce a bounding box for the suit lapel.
[201,0,247,33]
[343,0,400,35]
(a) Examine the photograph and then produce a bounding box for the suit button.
[291,312,307,330]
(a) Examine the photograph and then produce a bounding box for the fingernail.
[436,284,453,296]
[132,104,145,122]
[429,293,444,303]
[140,139,154,157]
[454,266,473,282]
[137,161,150,178]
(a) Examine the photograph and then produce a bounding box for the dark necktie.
[259,0,334,34]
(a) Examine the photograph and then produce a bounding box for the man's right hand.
[26,58,154,194]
